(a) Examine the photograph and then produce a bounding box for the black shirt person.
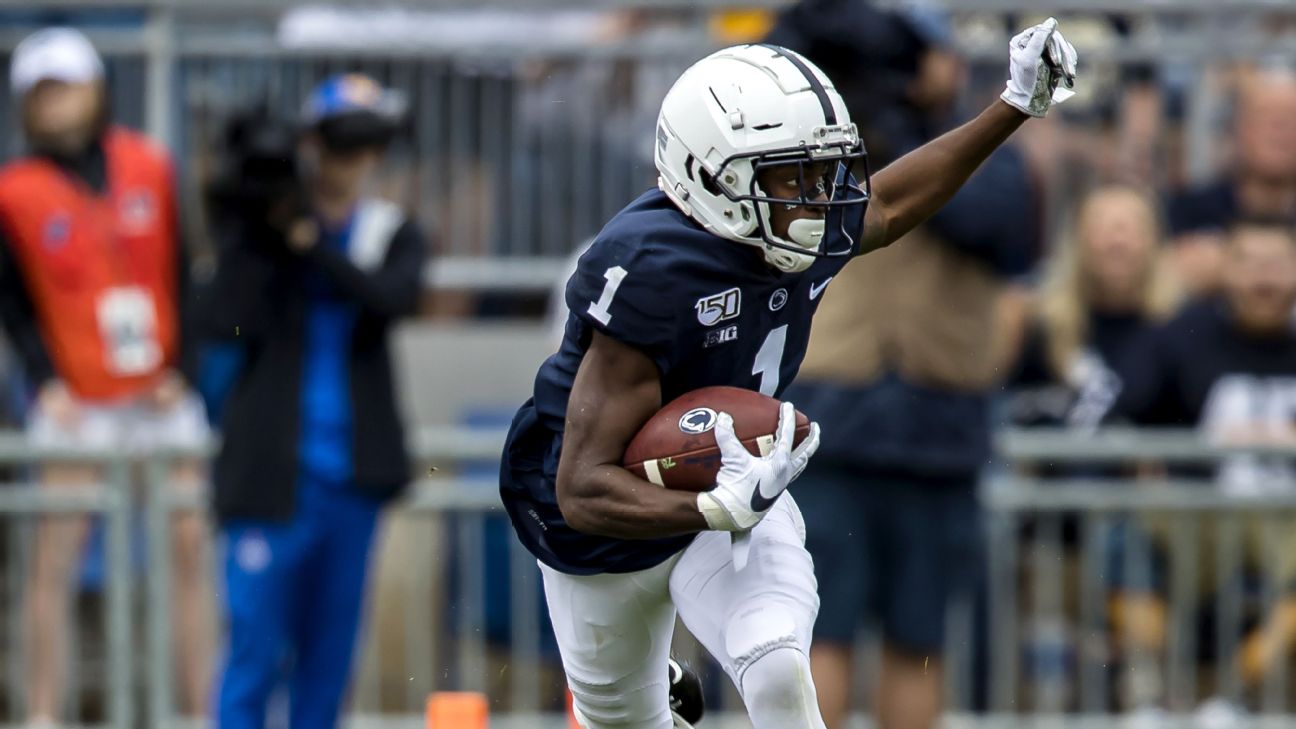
[1112,221,1296,701]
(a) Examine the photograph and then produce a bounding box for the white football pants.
[540,494,826,729]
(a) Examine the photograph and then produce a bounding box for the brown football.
[623,386,811,492]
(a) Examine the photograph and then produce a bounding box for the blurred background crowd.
[1,1,1296,728]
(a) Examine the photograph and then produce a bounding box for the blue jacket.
[198,200,427,521]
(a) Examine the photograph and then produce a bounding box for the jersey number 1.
[752,325,788,397]
[590,266,787,396]
[587,266,627,325]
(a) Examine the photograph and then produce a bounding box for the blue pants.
[796,461,980,654]
[216,477,381,729]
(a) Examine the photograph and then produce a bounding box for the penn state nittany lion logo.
[678,407,719,435]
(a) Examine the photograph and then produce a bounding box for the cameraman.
[202,74,427,729]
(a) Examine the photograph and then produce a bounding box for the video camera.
[205,107,308,234]
[206,91,405,233]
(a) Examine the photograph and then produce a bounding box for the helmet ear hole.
[731,201,757,237]
[698,167,723,197]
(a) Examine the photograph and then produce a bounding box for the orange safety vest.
[0,127,180,401]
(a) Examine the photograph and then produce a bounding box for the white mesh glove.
[697,402,820,532]
[1001,17,1078,118]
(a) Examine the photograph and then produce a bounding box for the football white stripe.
[756,434,775,457]
[643,459,665,486]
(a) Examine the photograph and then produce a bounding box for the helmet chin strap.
[750,197,821,274]
[786,218,824,248]
[762,238,816,273]
[766,222,821,274]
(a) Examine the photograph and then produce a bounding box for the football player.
[500,21,1077,729]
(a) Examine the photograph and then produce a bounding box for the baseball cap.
[10,27,104,96]
[301,73,406,127]
[301,73,406,151]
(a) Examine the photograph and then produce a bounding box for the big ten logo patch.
[695,287,741,326]
[704,324,738,348]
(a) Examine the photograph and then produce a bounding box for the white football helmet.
[655,44,870,273]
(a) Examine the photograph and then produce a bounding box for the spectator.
[201,74,427,729]
[771,5,1042,728]
[1008,184,1181,431]
[1111,221,1296,710]
[0,28,213,723]
[1120,221,1296,487]
[1166,70,1296,296]
[1003,185,1179,712]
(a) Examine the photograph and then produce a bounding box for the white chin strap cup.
[761,217,821,273]
[786,218,824,248]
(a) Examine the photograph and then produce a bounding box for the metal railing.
[4,427,1296,725]
[0,429,525,728]
[139,430,538,728]
[985,429,1296,721]
[0,443,136,729]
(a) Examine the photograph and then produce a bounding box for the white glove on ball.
[1001,17,1078,117]
[697,402,820,532]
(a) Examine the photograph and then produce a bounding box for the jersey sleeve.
[566,239,681,374]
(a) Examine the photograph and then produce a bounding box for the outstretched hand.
[1001,17,1078,118]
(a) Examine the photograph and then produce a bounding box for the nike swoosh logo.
[809,277,833,300]
[749,476,781,512]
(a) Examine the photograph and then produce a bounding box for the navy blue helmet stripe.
[757,44,837,126]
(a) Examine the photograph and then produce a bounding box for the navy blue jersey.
[500,188,861,575]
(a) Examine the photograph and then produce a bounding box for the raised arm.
[861,18,1077,252]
